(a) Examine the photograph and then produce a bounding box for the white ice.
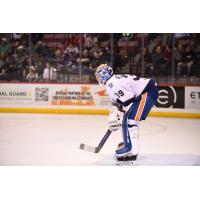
[0,113,200,165]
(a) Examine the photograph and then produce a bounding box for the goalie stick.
[79,129,112,153]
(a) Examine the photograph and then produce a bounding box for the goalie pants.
[116,80,159,156]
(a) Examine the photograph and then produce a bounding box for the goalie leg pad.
[115,111,132,156]
[116,112,140,157]
[128,120,140,155]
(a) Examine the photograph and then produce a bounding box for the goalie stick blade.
[79,143,85,150]
[80,129,112,154]
[79,143,97,153]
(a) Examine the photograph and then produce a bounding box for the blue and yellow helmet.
[95,64,113,85]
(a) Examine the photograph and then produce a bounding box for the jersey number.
[115,90,124,98]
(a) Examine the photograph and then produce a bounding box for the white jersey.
[105,74,150,106]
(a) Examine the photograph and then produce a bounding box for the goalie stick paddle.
[79,129,112,153]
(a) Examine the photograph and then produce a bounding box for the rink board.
[0,107,200,118]
[0,83,199,118]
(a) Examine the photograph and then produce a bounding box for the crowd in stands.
[0,33,199,83]
[0,33,112,82]
[143,33,200,81]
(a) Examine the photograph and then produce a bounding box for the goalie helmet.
[95,64,113,85]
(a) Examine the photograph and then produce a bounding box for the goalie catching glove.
[107,111,121,131]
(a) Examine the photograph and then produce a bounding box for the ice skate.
[116,142,138,161]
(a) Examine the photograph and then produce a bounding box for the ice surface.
[0,113,199,165]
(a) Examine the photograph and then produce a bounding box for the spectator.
[176,44,195,77]
[34,58,45,81]
[26,66,39,82]
[114,49,128,72]
[0,68,8,81]
[90,50,104,69]
[163,44,172,62]
[15,45,28,80]
[77,49,90,67]
[0,56,6,68]
[84,34,98,49]
[102,46,111,63]
[151,45,169,76]
[63,43,79,56]
[0,38,11,58]
[34,41,48,58]
[54,48,62,61]
[43,61,57,82]
[175,43,184,66]
[152,45,165,65]
[144,47,152,63]
[7,62,18,81]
